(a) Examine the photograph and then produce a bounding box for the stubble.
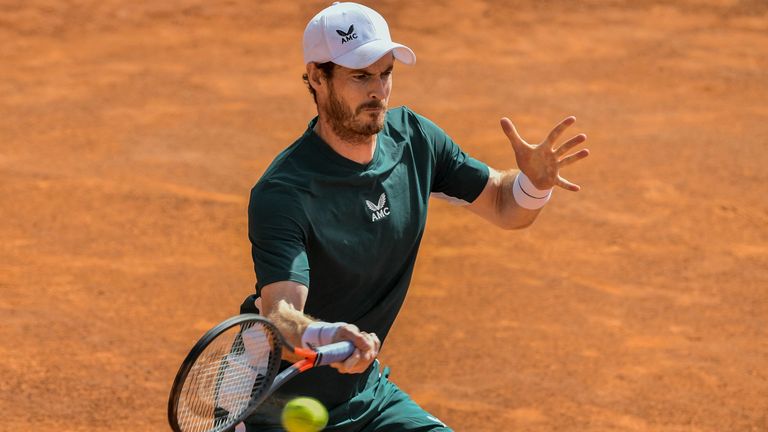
[323,83,387,144]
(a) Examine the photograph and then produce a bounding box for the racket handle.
[314,341,356,366]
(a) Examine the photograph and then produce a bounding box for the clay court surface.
[2,0,767,430]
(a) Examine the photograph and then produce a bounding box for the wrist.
[301,321,346,348]
[512,171,553,210]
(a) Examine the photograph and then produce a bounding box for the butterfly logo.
[365,193,386,212]
[337,25,358,44]
[365,193,390,222]
[336,25,355,37]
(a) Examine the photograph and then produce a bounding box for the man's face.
[318,54,394,142]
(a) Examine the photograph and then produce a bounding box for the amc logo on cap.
[336,25,357,44]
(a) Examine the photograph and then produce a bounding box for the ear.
[306,63,326,92]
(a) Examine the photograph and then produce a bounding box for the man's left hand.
[500,116,589,191]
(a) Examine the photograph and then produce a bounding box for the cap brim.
[332,39,416,69]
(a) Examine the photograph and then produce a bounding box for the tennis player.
[245,2,589,431]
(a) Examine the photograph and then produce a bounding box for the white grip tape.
[512,172,553,210]
[302,321,345,349]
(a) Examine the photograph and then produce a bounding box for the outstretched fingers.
[501,114,589,192]
[544,116,576,149]
[500,118,528,151]
[555,133,587,156]
[557,175,581,192]
[558,148,590,168]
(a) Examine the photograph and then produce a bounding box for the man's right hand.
[330,324,380,374]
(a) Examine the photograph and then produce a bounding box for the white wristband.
[301,321,345,348]
[512,172,553,210]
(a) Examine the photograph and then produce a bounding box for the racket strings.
[176,322,280,432]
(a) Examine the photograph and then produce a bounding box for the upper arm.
[411,111,489,202]
[249,184,311,291]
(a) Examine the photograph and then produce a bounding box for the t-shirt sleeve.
[411,110,490,203]
[248,183,310,294]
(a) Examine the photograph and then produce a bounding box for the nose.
[369,75,388,100]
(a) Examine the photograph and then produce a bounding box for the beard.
[321,84,387,143]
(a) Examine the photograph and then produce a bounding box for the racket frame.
[167,315,282,432]
[167,314,354,432]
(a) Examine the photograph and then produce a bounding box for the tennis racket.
[167,314,355,432]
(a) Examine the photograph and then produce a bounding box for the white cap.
[303,2,416,69]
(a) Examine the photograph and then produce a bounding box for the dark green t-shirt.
[248,106,489,409]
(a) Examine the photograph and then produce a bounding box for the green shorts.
[244,361,451,432]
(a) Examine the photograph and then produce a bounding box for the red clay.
[1,1,766,431]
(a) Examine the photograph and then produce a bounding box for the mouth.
[358,102,386,113]
[359,107,385,115]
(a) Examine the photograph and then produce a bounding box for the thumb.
[500,118,525,150]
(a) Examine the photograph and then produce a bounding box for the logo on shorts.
[337,25,357,44]
[365,192,390,222]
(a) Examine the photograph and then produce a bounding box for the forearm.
[259,281,353,348]
[260,281,315,361]
[493,169,544,229]
[258,281,380,373]
[264,298,314,348]
[469,168,548,230]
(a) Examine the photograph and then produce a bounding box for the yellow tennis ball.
[281,397,329,432]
